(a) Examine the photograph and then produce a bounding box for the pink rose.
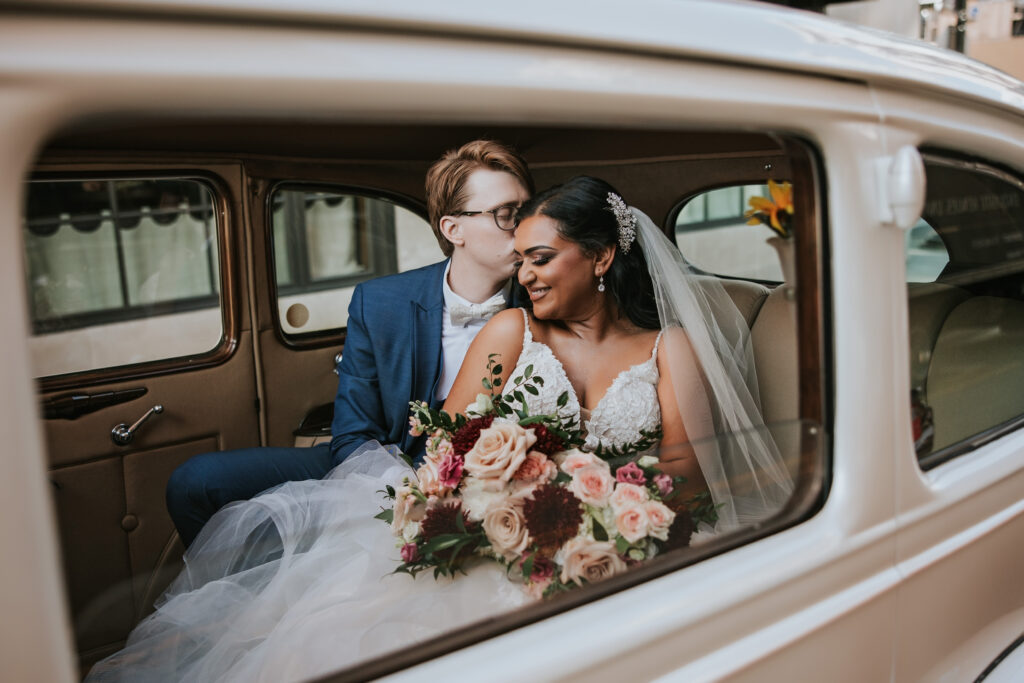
[559,449,607,475]
[653,473,674,497]
[559,537,628,586]
[416,458,443,496]
[400,543,419,563]
[643,501,675,541]
[609,483,649,513]
[615,506,650,543]
[438,452,464,489]
[482,489,533,561]
[569,464,615,507]
[615,462,647,486]
[464,422,536,482]
[513,451,558,483]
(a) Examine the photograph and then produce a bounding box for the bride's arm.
[655,328,711,499]
[441,308,525,417]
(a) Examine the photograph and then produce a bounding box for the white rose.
[391,486,425,537]
[459,478,506,522]
[559,536,628,586]
[401,520,420,543]
[464,422,536,482]
[466,392,494,417]
[481,489,533,561]
[637,455,659,468]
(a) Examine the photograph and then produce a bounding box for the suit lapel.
[413,261,446,409]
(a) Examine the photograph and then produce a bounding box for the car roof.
[11,0,1024,116]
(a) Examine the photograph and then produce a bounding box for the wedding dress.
[86,312,668,683]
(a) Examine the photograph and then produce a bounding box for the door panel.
[26,165,260,671]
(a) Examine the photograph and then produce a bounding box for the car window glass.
[270,188,441,337]
[905,218,950,283]
[908,156,1024,463]
[674,184,785,280]
[23,178,223,377]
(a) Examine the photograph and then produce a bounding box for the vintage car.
[2,0,1023,681]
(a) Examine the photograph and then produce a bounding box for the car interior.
[28,120,828,676]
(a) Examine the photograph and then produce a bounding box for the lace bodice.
[503,309,662,451]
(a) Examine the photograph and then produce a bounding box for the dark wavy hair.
[515,176,660,330]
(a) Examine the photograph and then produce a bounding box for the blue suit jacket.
[329,261,450,465]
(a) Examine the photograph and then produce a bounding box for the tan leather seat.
[907,282,970,402]
[926,296,1024,451]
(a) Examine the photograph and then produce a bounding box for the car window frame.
[262,179,432,350]
[914,150,1024,471]
[336,135,834,681]
[28,169,242,392]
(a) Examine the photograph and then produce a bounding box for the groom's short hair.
[425,139,534,257]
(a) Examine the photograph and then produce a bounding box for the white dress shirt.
[435,261,511,402]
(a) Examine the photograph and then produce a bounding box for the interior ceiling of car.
[41,121,785,165]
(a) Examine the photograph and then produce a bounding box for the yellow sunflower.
[745,180,794,238]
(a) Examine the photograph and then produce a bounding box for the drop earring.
[597,275,605,293]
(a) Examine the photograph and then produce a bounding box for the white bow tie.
[449,294,506,326]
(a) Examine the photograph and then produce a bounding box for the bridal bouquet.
[377,356,709,599]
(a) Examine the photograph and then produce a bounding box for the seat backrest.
[926,295,1024,451]
[750,286,798,425]
[907,282,970,401]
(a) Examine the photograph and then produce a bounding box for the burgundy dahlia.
[419,501,480,563]
[452,415,496,456]
[419,501,476,541]
[529,424,565,456]
[523,484,583,551]
[662,508,694,551]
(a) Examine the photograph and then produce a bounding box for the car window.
[908,155,1024,463]
[269,186,441,337]
[905,218,950,283]
[23,178,223,377]
[674,183,786,280]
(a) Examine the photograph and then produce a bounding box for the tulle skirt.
[86,442,530,682]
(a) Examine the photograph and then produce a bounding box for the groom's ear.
[439,216,465,248]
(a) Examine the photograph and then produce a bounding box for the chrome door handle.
[332,351,343,376]
[111,405,163,446]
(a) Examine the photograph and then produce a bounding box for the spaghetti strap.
[650,329,664,361]
[520,308,533,345]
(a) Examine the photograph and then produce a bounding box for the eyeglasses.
[454,204,517,232]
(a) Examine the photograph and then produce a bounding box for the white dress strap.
[650,329,665,362]
[520,308,533,345]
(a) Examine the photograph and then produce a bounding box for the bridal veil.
[632,207,794,530]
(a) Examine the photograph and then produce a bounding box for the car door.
[873,91,1024,679]
[26,161,261,670]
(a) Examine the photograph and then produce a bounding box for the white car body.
[1,1,1023,681]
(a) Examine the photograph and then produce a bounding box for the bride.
[86,177,793,682]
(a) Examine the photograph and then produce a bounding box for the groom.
[167,139,534,546]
